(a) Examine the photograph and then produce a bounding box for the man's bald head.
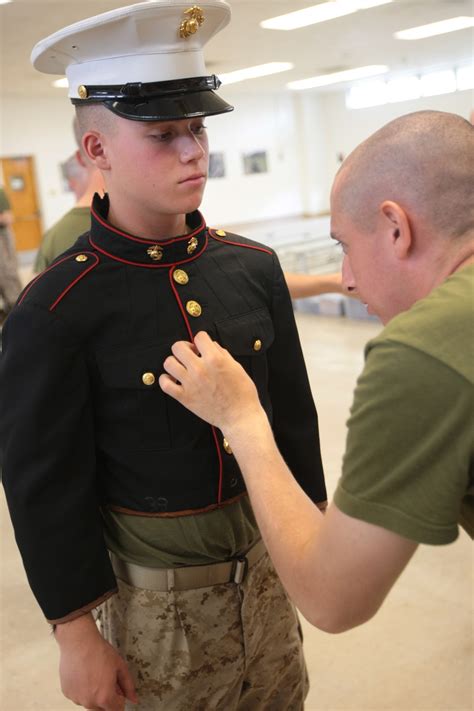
[333,111,474,240]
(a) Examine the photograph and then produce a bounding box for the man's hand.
[55,613,137,710]
[159,331,263,434]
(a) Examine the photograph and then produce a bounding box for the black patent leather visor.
[71,75,234,121]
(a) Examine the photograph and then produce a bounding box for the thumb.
[117,664,138,704]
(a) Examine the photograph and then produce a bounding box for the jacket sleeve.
[0,302,117,623]
[267,255,327,504]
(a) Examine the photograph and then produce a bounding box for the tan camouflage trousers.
[98,553,308,710]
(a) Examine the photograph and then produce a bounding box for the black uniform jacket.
[0,193,326,623]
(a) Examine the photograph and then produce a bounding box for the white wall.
[200,91,304,226]
[1,88,472,233]
[319,88,474,209]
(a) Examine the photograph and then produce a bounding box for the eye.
[149,131,172,142]
[191,123,207,136]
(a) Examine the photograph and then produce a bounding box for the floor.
[0,313,472,711]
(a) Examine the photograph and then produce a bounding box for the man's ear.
[380,200,412,260]
[82,131,110,171]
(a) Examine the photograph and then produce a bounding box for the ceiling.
[0,0,472,98]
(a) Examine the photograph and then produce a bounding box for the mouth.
[179,174,206,185]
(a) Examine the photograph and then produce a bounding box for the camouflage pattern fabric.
[97,552,309,710]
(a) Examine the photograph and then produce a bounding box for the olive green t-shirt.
[102,496,260,568]
[334,264,474,544]
[34,206,90,272]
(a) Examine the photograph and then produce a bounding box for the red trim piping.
[18,252,99,308]
[88,233,208,268]
[49,254,100,311]
[209,230,273,256]
[91,205,205,245]
[167,265,224,505]
[168,266,194,342]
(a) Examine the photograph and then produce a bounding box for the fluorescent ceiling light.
[420,70,456,97]
[53,78,69,88]
[219,62,294,85]
[261,0,392,31]
[288,65,389,90]
[387,75,421,103]
[0,1,13,5]
[346,81,388,109]
[394,16,474,40]
[456,64,474,91]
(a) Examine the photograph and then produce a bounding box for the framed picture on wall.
[242,151,268,175]
[208,152,226,178]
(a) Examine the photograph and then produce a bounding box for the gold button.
[75,254,88,262]
[223,437,233,455]
[78,85,88,100]
[142,372,156,386]
[186,300,202,317]
[147,245,163,261]
[173,269,189,285]
[215,229,227,237]
[187,236,198,254]
[253,339,262,352]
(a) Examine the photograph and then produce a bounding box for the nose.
[179,132,205,163]
[342,255,357,294]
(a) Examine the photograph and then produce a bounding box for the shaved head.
[334,111,474,240]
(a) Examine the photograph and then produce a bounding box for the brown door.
[1,156,43,251]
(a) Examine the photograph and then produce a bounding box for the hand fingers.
[163,355,187,382]
[159,373,184,401]
[170,339,199,365]
[193,331,222,357]
[117,664,138,704]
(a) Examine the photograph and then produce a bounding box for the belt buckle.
[231,555,249,585]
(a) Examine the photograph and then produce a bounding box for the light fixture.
[346,81,388,109]
[0,1,13,5]
[420,70,456,97]
[386,75,421,103]
[261,0,392,31]
[394,16,474,40]
[456,64,474,91]
[287,65,389,90]
[53,78,69,88]
[219,62,294,85]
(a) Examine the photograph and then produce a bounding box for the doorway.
[1,156,42,252]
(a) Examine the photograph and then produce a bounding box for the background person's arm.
[284,271,344,299]
[160,333,417,633]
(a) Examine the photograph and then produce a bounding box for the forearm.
[285,272,343,299]
[223,411,327,622]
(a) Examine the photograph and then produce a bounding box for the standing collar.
[89,193,208,267]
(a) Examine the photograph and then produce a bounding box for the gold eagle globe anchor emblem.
[147,245,163,262]
[179,6,205,39]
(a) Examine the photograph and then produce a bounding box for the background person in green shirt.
[34,144,104,272]
[0,186,22,323]
[161,109,474,633]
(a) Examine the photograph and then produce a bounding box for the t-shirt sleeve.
[334,340,472,544]
[0,188,11,212]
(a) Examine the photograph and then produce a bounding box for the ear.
[380,200,412,260]
[82,131,111,171]
[75,148,87,169]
